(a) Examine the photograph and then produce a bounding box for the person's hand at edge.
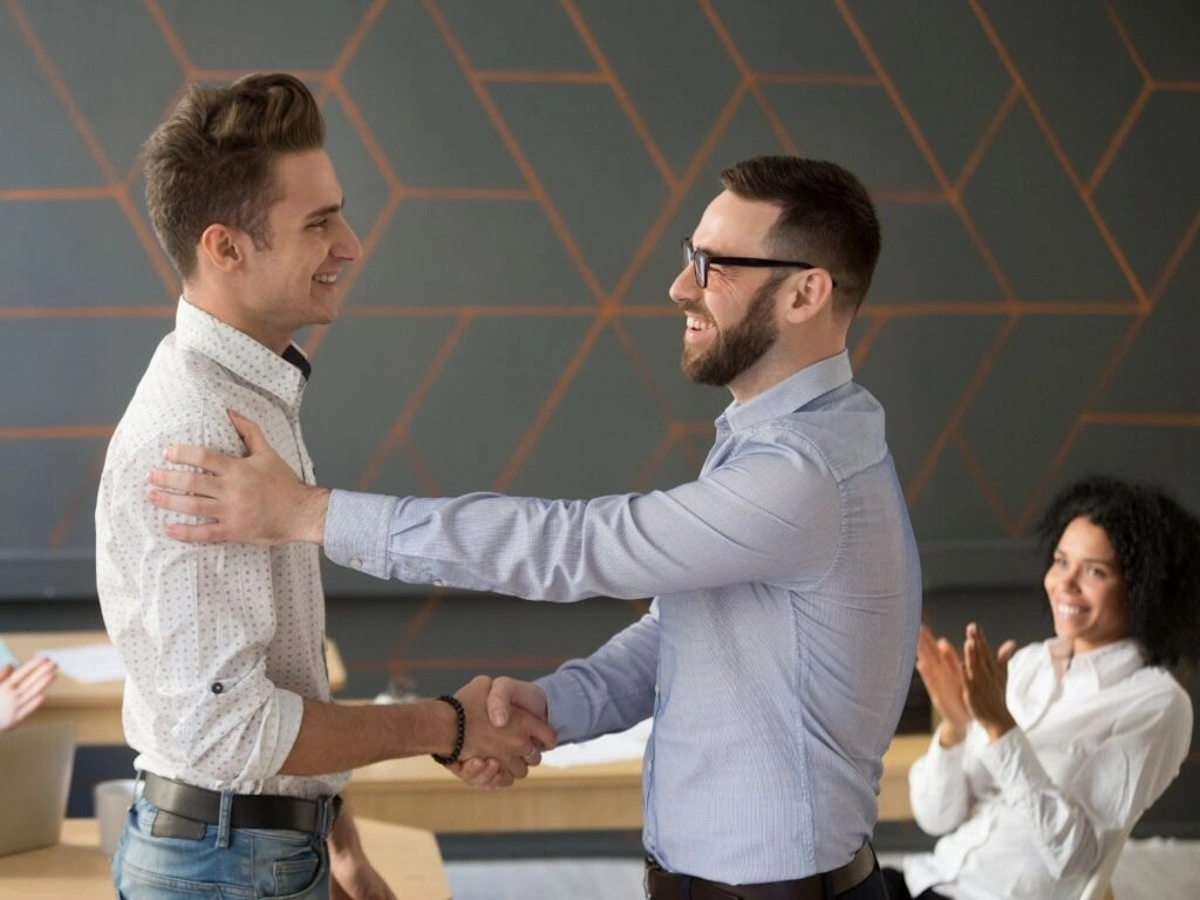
[0,656,57,732]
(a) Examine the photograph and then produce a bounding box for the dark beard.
[681,277,780,387]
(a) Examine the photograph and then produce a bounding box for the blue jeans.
[112,795,331,899]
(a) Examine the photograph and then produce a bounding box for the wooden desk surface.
[346,733,931,833]
[4,631,346,745]
[0,817,449,899]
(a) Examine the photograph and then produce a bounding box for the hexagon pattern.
[2,0,1198,608]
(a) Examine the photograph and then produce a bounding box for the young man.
[97,73,553,899]
[149,156,919,899]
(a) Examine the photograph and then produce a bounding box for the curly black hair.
[1035,476,1200,668]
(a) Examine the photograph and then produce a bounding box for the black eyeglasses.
[681,237,835,289]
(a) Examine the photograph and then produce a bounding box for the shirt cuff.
[534,672,593,745]
[978,726,1051,798]
[324,489,396,580]
[925,723,969,767]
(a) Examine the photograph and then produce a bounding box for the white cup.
[93,778,137,855]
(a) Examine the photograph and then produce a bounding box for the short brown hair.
[142,73,325,279]
[720,156,881,316]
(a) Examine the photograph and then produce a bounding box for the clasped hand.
[916,622,1017,746]
[451,676,555,789]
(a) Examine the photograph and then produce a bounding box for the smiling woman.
[884,475,1200,900]
[1044,514,1128,655]
[1035,476,1200,669]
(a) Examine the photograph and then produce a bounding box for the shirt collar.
[1059,636,1145,691]
[1018,637,1144,728]
[718,351,854,434]
[174,297,310,409]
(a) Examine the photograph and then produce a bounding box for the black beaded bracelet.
[431,694,465,765]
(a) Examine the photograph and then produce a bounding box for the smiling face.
[679,271,782,388]
[236,149,362,349]
[669,191,788,397]
[1044,516,1129,655]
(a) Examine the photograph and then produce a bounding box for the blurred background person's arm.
[0,656,56,731]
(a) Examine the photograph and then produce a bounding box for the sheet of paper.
[0,638,17,669]
[37,643,126,683]
[540,718,652,768]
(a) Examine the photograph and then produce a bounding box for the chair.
[1077,823,1134,900]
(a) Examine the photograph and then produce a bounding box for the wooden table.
[3,631,346,745]
[0,817,450,899]
[346,734,930,833]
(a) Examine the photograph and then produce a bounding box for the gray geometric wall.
[2,0,1198,600]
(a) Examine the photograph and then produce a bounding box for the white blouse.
[903,637,1192,900]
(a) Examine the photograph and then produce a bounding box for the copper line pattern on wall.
[0,0,1194,662]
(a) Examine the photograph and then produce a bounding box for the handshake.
[437,675,556,790]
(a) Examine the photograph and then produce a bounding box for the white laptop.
[0,721,75,857]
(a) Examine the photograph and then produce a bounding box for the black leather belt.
[142,772,341,834]
[646,843,877,900]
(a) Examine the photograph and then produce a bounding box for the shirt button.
[432,579,445,588]
[349,557,363,570]
[211,682,224,694]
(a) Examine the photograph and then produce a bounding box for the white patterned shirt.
[903,637,1192,900]
[96,298,346,799]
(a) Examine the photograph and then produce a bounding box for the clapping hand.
[962,623,1018,742]
[915,625,971,747]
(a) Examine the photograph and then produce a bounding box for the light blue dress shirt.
[325,351,921,883]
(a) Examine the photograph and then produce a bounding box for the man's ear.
[198,224,245,274]
[782,269,835,325]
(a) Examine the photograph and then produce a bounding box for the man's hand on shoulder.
[146,409,329,545]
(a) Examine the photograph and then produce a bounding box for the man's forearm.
[298,485,330,545]
[278,698,455,775]
[278,678,559,779]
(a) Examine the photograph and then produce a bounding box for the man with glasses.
[146,155,918,899]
